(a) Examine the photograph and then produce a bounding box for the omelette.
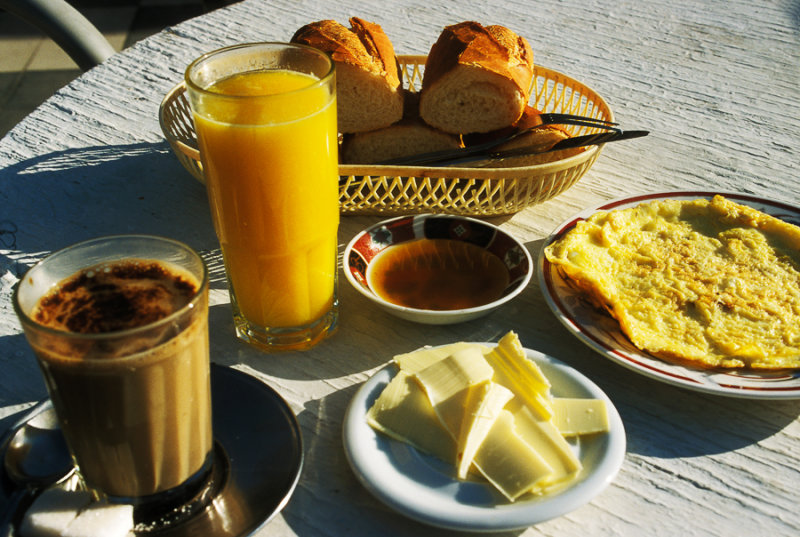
[544,195,800,369]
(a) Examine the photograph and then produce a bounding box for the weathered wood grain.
[1,0,798,536]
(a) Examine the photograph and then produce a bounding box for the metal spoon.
[1,400,75,531]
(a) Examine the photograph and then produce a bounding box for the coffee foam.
[33,260,197,334]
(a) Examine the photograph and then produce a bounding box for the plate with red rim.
[538,190,800,399]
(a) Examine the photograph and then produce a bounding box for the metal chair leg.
[0,0,116,71]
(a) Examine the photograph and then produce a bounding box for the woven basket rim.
[159,82,200,162]
[159,59,611,179]
[158,56,611,215]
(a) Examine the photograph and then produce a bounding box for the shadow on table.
[282,385,526,537]
[212,270,527,381]
[0,140,222,412]
[536,338,800,459]
[0,140,218,262]
[532,324,800,457]
[613,372,800,459]
[0,331,50,412]
[789,1,800,31]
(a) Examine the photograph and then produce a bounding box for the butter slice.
[366,370,456,463]
[508,401,582,493]
[394,342,489,375]
[551,398,609,436]
[472,409,554,501]
[414,347,494,438]
[457,382,513,479]
[485,332,553,420]
[412,347,515,480]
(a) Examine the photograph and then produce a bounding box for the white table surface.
[2,0,799,535]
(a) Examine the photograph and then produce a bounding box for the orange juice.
[193,68,339,334]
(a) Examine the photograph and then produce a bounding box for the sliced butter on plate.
[414,347,494,437]
[507,401,582,493]
[344,333,627,532]
[551,397,610,436]
[485,331,553,420]
[411,346,517,481]
[457,381,513,480]
[471,409,554,501]
[366,370,456,464]
[367,331,611,503]
[393,342,490,374]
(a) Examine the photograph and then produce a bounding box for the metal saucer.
[1,364,304,537]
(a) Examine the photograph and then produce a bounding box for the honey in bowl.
[366,238,509,310]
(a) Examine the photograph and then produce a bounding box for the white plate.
[342,345,626,533]
[539,190,800,400]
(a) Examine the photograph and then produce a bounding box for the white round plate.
[342,344,626,533]
[539,190,800,400]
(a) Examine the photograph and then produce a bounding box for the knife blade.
[377,130,649,167]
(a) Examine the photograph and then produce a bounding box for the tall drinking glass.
[14,235,213,524]
[13,235,213,521]
[185,42,339,352]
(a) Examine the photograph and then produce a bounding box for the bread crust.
[348,17,402,88]
[419,21,534,134]
[422,22,532,94]
[292,18,403,133]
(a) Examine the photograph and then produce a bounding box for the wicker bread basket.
[159,55,613,216]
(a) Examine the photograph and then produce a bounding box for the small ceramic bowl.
[343,214,533,324]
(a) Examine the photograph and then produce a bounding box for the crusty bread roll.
[419,21,534,134]
[463,106,584,167]
[292,17,404,133]
[341,91,461,164]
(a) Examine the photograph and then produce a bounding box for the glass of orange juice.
[185,43,339,352]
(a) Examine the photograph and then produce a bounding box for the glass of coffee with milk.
[13,235,213,527]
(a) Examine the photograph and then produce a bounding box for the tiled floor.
[0,0,240,138]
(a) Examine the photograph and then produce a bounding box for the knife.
[378,130,649,167]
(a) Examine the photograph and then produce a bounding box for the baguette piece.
[463,106,584,168]
[341,91,461,164]
[419,22,534,134]
[292,17,404,133]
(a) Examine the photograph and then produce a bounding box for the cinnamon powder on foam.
[33,261,197,334]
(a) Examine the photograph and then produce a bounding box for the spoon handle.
[1,400,53,532]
